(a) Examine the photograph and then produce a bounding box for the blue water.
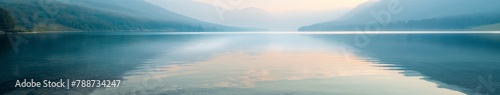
[1,32,499,95]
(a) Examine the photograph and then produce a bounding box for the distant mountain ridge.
[147,0,349,31]
[0,0,247,32]
[300,0,500,31]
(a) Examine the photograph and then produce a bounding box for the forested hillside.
[0,7,15,32]
[299,0,500,31]
[0,0,246,32]
[300,14,500,31]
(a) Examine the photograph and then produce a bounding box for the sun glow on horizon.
[195,0,370,13]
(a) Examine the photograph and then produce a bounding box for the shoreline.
[1,30,500,35]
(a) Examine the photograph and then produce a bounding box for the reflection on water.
[93,51,464,95]
[1,32,499,95]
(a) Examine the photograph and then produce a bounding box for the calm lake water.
[1,32,500,95]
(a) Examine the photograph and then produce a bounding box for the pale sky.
[195,0,369,13]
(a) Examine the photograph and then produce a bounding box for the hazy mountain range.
[300,0,500,31]
[146,0,350,31]
[1,0,498,32]
[0,0,250,32]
